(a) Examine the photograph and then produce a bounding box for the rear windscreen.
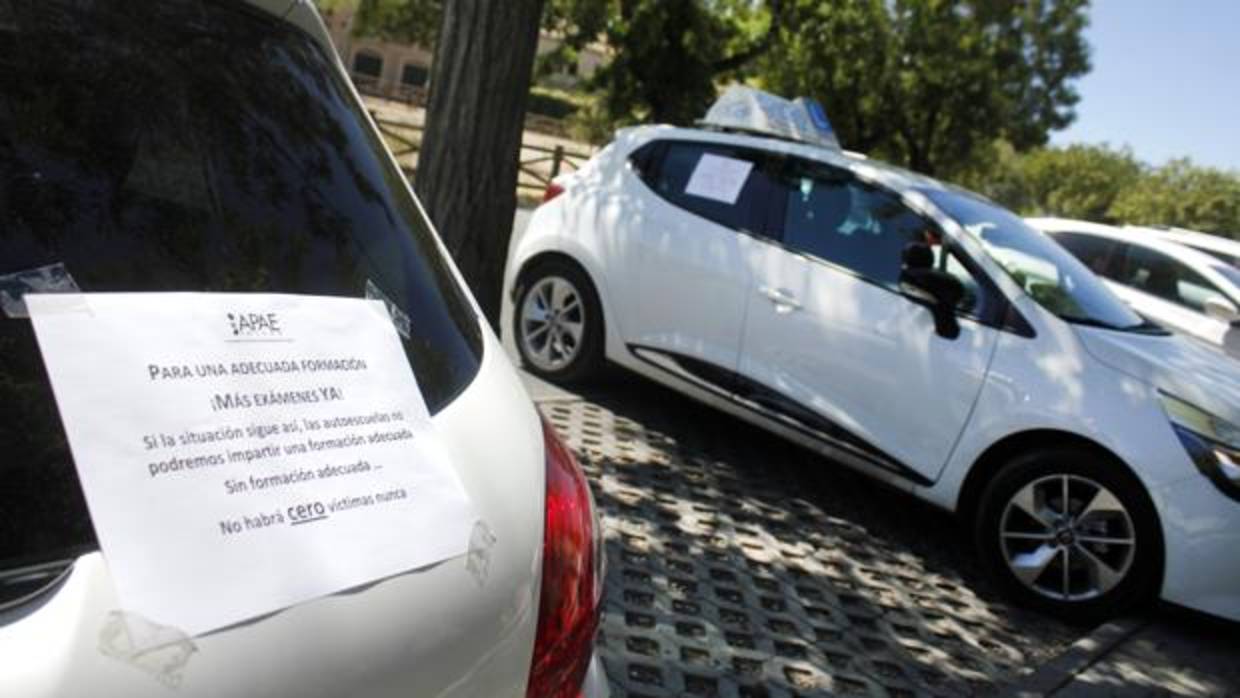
[0,0,482,577]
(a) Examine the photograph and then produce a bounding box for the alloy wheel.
[999,474,1137,601]
[520,276,586,373]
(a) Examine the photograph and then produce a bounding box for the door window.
[634,141,778,236]
[1116,245,1223,313]
[776,163,935,289]
[1053,232,1123,277]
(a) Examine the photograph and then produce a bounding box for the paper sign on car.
[26,292,476,636]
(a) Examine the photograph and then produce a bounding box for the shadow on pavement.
[540,372,1083,698]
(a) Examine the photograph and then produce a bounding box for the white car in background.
[1150,226,1240,268]
[0,2,606,697]
[504,87,1240,622]
[1030,218,1240,357]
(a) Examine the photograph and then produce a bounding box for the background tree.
[542,0,784,126]
[961,142,1141,222]
[1109,159,1240,237]
[759,0,1091,177]
[351,0,441,46]
[414,0,545,327]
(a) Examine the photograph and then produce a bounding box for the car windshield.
[0,0,481,578]
[922,190,1145,330]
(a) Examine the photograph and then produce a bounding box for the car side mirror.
[900,243,964,340]
[1203,295,1240,325]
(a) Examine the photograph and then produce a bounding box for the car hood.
[1077,326,1240,424]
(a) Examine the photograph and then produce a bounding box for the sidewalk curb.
[1004,617,1149,697]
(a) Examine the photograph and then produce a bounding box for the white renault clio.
[505,87,1240,622]
[0,1,605,697]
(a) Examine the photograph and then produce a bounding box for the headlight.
[1160,393,1240,502]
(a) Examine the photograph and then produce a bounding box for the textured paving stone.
[537,378,1083,698]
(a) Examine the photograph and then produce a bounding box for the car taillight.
[526,417,603,698]
[542,182,565,204]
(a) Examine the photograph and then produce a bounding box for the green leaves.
[962,143,1240,238]
[761,0,1091,177]
[1110,160,1240,237]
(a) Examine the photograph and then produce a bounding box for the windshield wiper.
[1061,315,1166,334]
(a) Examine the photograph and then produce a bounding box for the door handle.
[759,285,802,312]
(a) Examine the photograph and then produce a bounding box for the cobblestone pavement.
[536,376,1084,698]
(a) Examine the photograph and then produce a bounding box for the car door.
[1105,243,1231,345]
[737,159,999,483]
[622,139,780,386]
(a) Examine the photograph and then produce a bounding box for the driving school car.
[0,1,606,697]
[505,86,1240,622]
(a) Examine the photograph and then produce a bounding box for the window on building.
[352,51,383,78]
[400,63,428,87]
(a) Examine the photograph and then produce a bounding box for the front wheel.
[974,448,1162,622]
[513,260,605,383]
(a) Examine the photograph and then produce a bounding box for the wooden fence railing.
[370,112,593,197]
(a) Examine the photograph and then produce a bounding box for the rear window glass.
[634,140,778,236]
[0,1,481,575]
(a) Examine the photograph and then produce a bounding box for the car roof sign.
[699,85,841,151]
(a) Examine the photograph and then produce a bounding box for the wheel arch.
[956,429,1161,536]
[959,428,1168,613]
[511,251,611,352]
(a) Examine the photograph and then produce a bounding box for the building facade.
[321,7,609,103]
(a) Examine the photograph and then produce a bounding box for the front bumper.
[1154,473,1240,622]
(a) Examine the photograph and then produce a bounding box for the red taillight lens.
[542,182,566,204]
[526,418,602,698]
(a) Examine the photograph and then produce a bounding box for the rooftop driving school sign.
[27,293,477,636]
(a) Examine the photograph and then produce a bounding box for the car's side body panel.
[735,222,999,484]
[925,294,1200,514]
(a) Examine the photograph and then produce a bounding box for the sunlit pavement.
[526,370,1081,697]
[521,370,1239,698]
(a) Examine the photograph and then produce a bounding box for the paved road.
[1010,611,1240,697]
[527,371,1081,697]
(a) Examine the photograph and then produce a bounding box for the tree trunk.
[415,0,545,329]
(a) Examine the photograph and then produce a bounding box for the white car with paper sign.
[0,2,606,698]
[504,85,1240,622]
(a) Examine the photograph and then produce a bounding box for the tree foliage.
[340,1,1091,178]
[760,0,1091,176]
[963,144,1240,238]
[960,142,1141,223]
[1109,160,1240,237]
[348,0,441,46]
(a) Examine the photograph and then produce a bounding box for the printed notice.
[26,293,477,636]
[684,153,755,205]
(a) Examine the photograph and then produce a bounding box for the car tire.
[974,447,1162,623]
[513,259,605,384]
